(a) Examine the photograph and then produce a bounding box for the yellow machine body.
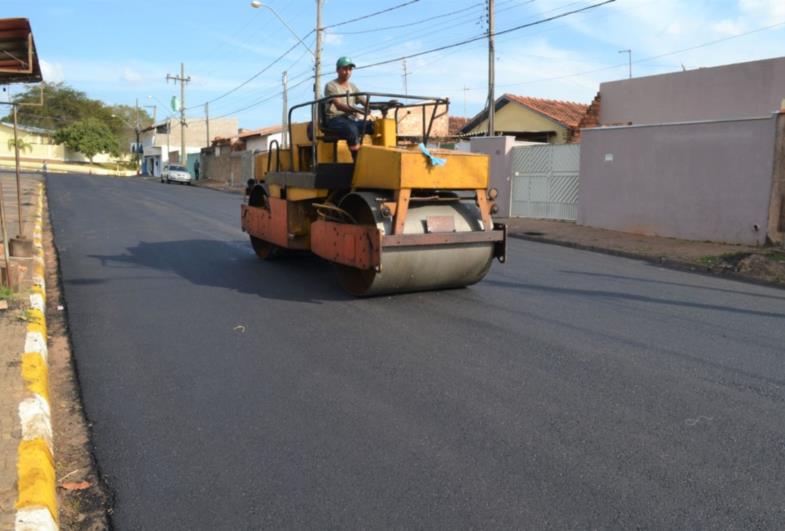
[242,105,506,296]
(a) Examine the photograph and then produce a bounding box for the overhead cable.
[356,0,616,70]
[323,0,421,30]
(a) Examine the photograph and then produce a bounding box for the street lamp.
[251,1,322,163]
[250,1,315,57]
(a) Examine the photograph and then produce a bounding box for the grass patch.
[0,285,12,300]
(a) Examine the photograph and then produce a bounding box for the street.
[48,173,785,529]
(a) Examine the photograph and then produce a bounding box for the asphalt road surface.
[48,173,785,529]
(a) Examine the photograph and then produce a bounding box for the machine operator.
[323,56,375,162]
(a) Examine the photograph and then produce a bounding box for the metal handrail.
[286,92,450,171]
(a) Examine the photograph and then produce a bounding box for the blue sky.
[4,0,785,129]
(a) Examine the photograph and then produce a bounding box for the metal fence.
[510,144,580,220]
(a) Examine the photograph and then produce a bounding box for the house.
[139,116,237,177]
[237,125,284,153]
[579,55,785,245]
[0,121,123,165]
[460,94,589,143]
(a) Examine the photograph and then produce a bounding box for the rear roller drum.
[248,184,283,260]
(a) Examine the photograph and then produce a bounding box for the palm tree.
[7,137,33,153]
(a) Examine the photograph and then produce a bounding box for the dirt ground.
[42,193,110,528]
[499,217,785,288]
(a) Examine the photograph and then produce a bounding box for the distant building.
[460,94,589,143]
[139,116,237,177]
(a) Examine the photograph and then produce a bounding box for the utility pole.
[282,71,289,148]
[166,63,190,164]
[487,0,495,137]
[312,0,323,167]
[402,59,409,95]
[134,98,141,173]
[204,102,210,148]
[618,49,631,79]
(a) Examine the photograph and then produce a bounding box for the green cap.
[336,56,356,69]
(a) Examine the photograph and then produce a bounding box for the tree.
[7,137,32,153]
[54,118,120,164]
[4,83,152,155]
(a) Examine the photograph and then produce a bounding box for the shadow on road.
[82,239,353,303]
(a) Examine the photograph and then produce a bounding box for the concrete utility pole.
[166,63,191,164]
[618,49,631,79]
[313,0,322,166]
[487,0,495,137]
[134,98,141,172]
[402,59,409,95]
[204,102,210,148]
[282,71,289,148]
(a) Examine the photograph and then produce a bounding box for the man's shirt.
[324,79,360,120]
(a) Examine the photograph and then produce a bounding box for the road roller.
[241,92,506,296]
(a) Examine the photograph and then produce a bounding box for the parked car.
[161,164,192,185]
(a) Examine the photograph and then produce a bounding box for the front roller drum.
[331,194,497,296]
[335,243,494,296]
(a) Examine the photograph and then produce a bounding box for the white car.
[161,164,192,185]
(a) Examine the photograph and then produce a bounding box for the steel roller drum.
[334,198,495,296]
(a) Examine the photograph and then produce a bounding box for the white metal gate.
[510,144,580,220]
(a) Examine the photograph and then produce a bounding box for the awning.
[0,18,42,85]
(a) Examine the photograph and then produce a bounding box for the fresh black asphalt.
[47,173,785,529]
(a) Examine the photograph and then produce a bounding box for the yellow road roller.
[241,93,506,296]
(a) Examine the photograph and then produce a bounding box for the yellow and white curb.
[15,183,58,531]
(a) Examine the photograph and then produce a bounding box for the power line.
[329,2,482,35]
[185,38,308,111]
[357,0,616,70]
[495,18,785,89]
[323,0,421,29]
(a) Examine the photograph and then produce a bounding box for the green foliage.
[6,137,32,153]
[4,82,153,154]
[54,118,120,163]
[0,285,12,300]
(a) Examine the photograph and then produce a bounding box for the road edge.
[14,183,58,530]
[508,231,785,291]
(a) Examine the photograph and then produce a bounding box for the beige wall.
[600,56,785,125]
[579,116,778,245]
[467,104,569,143]
[396,103,448,138]
[147,117,238,149]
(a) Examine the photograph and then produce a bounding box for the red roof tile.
[237,125,282,139]
[504,94,588,128]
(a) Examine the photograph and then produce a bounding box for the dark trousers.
[324,115,374,147]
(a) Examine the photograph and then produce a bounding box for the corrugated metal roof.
[0,18,42,84]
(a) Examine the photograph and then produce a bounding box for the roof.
[460,93,589,134]
[504,94,588,129]
[0,121,53,135]
[448,116,471,136]
[0,18,42,84]
[237,125,282,139]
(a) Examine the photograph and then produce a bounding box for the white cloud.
[323,31,343,46]
[713,20,744,36]
[122,67,143,83]
[40,60,64,83]
[739,0,785,20]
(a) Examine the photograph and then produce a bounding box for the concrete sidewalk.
[500,217,785,287]
[0,173,56,529]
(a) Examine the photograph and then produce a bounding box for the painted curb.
[15,183,58,530]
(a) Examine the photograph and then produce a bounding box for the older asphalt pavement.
[47,173,785,529]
